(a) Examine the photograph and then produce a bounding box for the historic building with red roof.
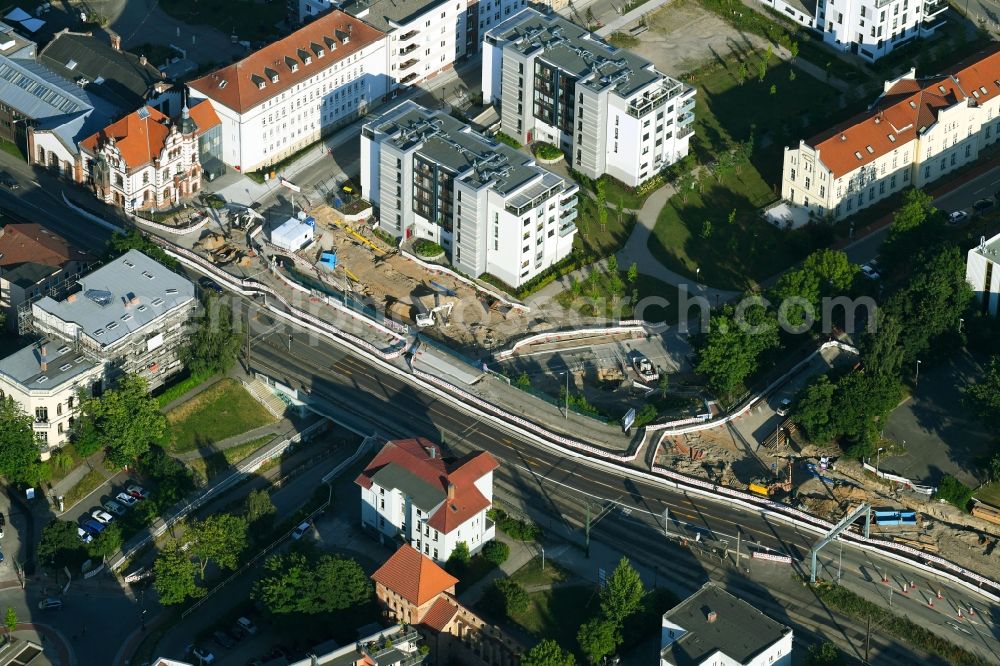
[356,438,498,563]
[780,48,1000,222]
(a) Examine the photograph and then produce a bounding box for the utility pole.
[663,507,669,537]
[736,527,741,569]
[585,503,591,558]
[564,370,569,420]
[865,613,871,663]
[837,541,843,583]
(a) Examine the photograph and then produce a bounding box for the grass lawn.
[185,435,276,483]
[508,585,600,649]
[63,468,106,509]
[510,557,571,587]
[162,378,276,454]
[0,139,24,161]
[556,269,681,323]
[453,555,499,595]
[574,194,637,261]
[974,481,1000,509]
[159,0,285,42]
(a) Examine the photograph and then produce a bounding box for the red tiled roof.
[187,10,385,115]
[448,451,499,486]
[0,224,89,267]
[807,49,1000,179]
[189,98,221,135]
[79,106,171,170]
[371,545,458,606]
[354,437,449,492]
[426,482,491,533]
[421,594,459,632]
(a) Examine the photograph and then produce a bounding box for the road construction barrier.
[752,551,793,564]
[493,323,647,362]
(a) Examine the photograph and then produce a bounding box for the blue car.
[80,519,105,536]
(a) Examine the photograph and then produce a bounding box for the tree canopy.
[108,229,179,269]
[522,639,576,666]
[771,249,857,328]
[37,520,87,569]
[577,618,619,665]
[153,542,202,606]
[188,513,248,578]
[79,374,165,468]
[0,397,43,484]
[182,294,243,377]
[254,552,372,615]
[600,557,645,627]
[695,301,779,399]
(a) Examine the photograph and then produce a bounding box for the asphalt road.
[248,321,1000,663]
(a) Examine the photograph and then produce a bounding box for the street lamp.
[915,359,921,387]
[959,317,964,333]
[876,446,885,475]
[559,370,569,420]
[695,267,701,282]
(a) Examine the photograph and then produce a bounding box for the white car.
[860,264,880,280]
[77,528,93,544]
[948,210,969,225]
[291,521,310,540]
[776,398,793,417]
[91,509,114,524]
[116,492,138,507]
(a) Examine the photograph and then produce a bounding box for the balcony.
[923,0,947,16]
[560,207,578,224]
[399,43,419,55]
[678,125,695,139]
[399,58,419,70]
[399,29,419,40]
[678,111,695,126]
[400,73,419,85]
[681,96,696,114]
[920,15,946,33]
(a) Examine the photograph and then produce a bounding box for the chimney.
[139,54,147,66]
[428,446,436,459]
[39,346,47,372]
[447,483,455,500]
[706,610,717,623]
[109,31,121,51]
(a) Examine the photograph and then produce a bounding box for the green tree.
[695,303,779,399]
[153,542,202,606]
[88,523,123,559]
[794,375,837,442]
[595,179,608,228]
[757,59,766,81]
[447,541,471,572]
[607,255,618,275]
[4,607,16,637]
[577,618,619,665]
[244,488,277,526]
[882,189,943,272]
[0,398,41,484]
[522,639,576,666]
[627,262,638,285]
[701,220,712,239]
[482,540,510,566]
[50,448,74,473]
[515,372,532,389]
[935,475,972,511]
[182,293,243,376]
[806,641,842,665]
[772,249,857,328]
[37,520,87,569]
[967,356,1000,420]
[79,374,165,468]
[108,230,178,269]
[254,552,371,614]
[790,41,799,59]
[985,452,1000,484]
[600,557,645,627]
[189,513,248,579]
[493,578,529,616]
[658,374,670,398]
[769,84,777,95]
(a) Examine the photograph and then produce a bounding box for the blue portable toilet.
[319,251,337,270]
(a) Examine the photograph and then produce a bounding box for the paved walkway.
[15,623,73,666]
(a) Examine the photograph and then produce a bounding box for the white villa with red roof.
[356,438,498,563]
[781,49,1000,222]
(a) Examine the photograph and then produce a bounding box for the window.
[35,406,48,422]
[804,177,810,189]
[791,168,796,181]
[924,165,931,178]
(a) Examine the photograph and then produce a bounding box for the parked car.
[126,484,149,500]
[974,198,995,214]
[0,512,5,539]
[186,645,216,664]
[80,519,105,535]
[0,173,19,189]
[948,210,969,225]
[103,499,127,516]
[776,398,793,417]
[290,521,310,540]
[235,616,258,636]
[91,509,114,524]
[77,528,93,544]
[212,630,236,650]
[860,264,881,280]
[38,597,63,611]
[116,492,138,507]
[198,277,224,295]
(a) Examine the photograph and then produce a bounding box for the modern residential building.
[76,102,220,212]
[0,339,103,452]
[967,231,1000,317]
[356,437,498,562]
[483,8,695,187]
[361,100,578,287]
[372,544,522,666]
[38,30,166,111]
[661,583,793,666]
[30,249,196,390]
[760,0,947,62]
[187,10,389,173]
[781,50,1000,222]
[0,223,93,332]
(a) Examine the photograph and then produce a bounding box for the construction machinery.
[748,457,794,497]
[415,302,454,327]
[631,354,659,383]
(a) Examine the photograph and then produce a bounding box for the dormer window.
[285,56,298,72]
[252,74,266,90]
[865,145,874,154]
[324,36,337,51]
[265,67,279,83]
[908,101,917,109]
[854,151,863,160]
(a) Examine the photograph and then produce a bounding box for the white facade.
[362,100,578,288]
[968,232,1000,317]
[187,10,390,173]
[484,8,694,187]
[781,58,1000,221]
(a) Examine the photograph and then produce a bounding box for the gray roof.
[369,101,566,197]
[0,20,36,60]
[342,0,448,32]
[371,463,445,511]
[661,583,791,666]
[0,54,95,118]
[32,249,194,350]
[0,339,99,391]
[487,8,670,98]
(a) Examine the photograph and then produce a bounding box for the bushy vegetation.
[482,540,511,565]
[488,508,542,541]
[532,142,564,160]
[494,131,522,149]
[413,239,445,257]
[935,475,973,511]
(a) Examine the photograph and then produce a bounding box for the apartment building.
[187,10,389,173]
[661,583,793,666]
[0,340,104,452]
[760,0,947,62]
[76,103,220,212]
[361,100,578,287]
[781,50,1000,221]
[30,249,196,391]
[483,8,695,187]
[967,231,1000,317]
[356,438,498,562]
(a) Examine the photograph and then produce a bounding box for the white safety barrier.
[134,213,208,236]
[400,249,529,312]
[493,323,646,361]
[752,551,793,564]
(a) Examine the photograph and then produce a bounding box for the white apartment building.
[661,583,793,666]
[968,232,1000,317]
[483,8,695,187]
[0,341,104,453]
[355,438,498,563]
[781,51,1000,221]
[187,10,389,174]
[760,0,947,62]
[361,100,578,287]
[31,250,196,391]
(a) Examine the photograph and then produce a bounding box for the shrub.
[494,131,522,149]
[494,578,529,615]
[607,31,639,48]
[633,403,659,428]
[532,142,564,160]
[487,508,542,541]
[482,540,510,566]
[413,239,445,257]
[935,475,972,511]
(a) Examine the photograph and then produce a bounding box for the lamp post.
[876,446,885,475]
[559,370,569,420]
[959,317,964,333]
[915,359,921,388]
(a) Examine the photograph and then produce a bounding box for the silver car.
[103,499,127,516]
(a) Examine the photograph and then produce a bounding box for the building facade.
[372,545,522,666]
[661,583,793,666]
[967,232,1000,317]
[30,249,196,391]
[759,0,947,62]
[356,438,498,563]
[483,8,695,187]
[187,10,389,174]
[781,52,1000,222]
[361,100,578,287]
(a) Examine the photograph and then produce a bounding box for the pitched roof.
[426,481,490,533]
[186,10,384,115]
[421,594,460,632]
[0,223,89,268]
[371,545,458,606]
[188,98,221,135]
[78,106,171,169]
[806,49,1000,179]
